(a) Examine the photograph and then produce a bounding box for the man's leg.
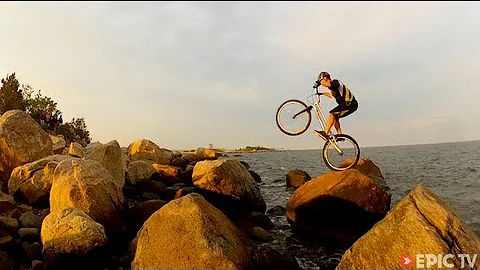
[324,113,335,135]
[333,115,342,134]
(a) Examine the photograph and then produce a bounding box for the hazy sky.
[1,1,480,150]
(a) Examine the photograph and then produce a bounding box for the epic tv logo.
[400,254,478,268]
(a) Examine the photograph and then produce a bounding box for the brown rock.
[68,142,85,158]
[286,169,311,189]
[19,211,43,228]
[18,227,40,242]
[174,187,195,200]
[0,251,15,270]
[50,135,66,155]
[126,160,156,186]
[21,241,42,261]
[251,227,272,242]
[31,260,44,270]
[8,155,73,204]
[0,110,53,183]
[0,217,19,234]
[0,235,14,249]
[128,199,167,229]
[249,170,262,183]
[341,158,387,186]
[337,183,480,269]
[194,147,220,160]
[131,193,254,269]
[127,139,172,165]
[152,164,181,178]
[162,186,180,201]
[84,140,125,188]
[41,207,108,269]
[0,191,16,213]
[49,159,125,236]
[286,169,391,247]
[192,159,266,217]
[252,245,300,270]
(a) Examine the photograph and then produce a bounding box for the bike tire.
[275,99,312,136]
[322,134,360,171]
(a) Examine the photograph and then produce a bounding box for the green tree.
[3,71,92,146]
[0,73,26,114]
[56,117,91,147]
[22,85,60,123]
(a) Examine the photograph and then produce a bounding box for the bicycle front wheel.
[322,134,360,171]
[276,99,312,136]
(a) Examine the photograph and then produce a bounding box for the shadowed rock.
[286,169,391,247]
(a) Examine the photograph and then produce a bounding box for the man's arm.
[322,91,334,98]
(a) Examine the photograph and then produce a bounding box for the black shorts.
[330,100,358,118]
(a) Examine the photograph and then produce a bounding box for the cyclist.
[312,71,358,140]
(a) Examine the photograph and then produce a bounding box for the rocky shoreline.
[1,109,479,270]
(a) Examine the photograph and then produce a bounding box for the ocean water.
[233,140,480,269]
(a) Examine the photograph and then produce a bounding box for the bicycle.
[275,87,360,171]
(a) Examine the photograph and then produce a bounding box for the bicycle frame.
[308,89,344,155]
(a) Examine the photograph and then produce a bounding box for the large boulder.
[84,140,125,188]
[192,159,266,218]
[337,183,480,269]
[49,159,126,237]
[131,193,254,269]
[286,169,391,247]
[8,155,74,204]
[0,110,53,183]
[41,207,108,270]
[127,139,172,165]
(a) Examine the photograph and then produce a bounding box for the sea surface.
[232,140,480,269]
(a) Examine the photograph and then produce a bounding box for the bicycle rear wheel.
[322,134,360,171]
[275,99,312,136]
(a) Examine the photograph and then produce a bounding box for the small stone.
[0,192,16,213]
[19,212,43,228]
[32,260,44,270]
[0,217,19,233]
[267,206,286,217]
[0,235,14,249]
[251,227,273,242]
[0,251,15,270]
[18,228,41,242]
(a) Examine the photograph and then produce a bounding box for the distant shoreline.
[179,147,286,155]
